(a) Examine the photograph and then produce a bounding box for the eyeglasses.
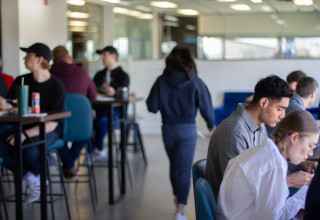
[308,143,317,154]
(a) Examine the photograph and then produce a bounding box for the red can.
[32,92,40,113]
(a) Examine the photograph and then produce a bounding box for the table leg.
[14,123,23,220]
[39,123,47,220]
[108,105,114,204]
[120,105,126,195]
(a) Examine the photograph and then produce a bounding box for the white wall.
[1,0,67,77]
[125,59,320,135]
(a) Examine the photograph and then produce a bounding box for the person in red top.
[51,45,97,179]
[0,56,14,91]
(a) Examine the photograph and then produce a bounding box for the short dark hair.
[296,77,318,98]
[286,70,306,84]
[251,75,294,104]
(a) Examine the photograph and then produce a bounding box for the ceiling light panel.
[293,0,313,5]
[68,21,88,26]
[150,1,178,8]
[66,0,85,6]
[177,9,199,15]
[66,11,89,18]
[230,4,251,11]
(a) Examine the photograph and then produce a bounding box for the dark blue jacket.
[146,71,214,129]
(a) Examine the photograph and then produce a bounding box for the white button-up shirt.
[216,138,308,220]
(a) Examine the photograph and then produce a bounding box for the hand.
[6,133,26,147]
[104,86,115,97]
[286,171,314,188]
[300,161,318,173]
[92,109,96,119]
[0,96,8,109]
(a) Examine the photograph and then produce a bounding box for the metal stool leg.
[0,171,8,220]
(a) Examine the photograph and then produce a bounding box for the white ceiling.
[87,0,320,15]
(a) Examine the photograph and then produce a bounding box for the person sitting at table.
[0,75,7,98]
[206,75,314,200]
[0,42,66,203]
[285,77,318,175]
[51,45,97,179]
[0,56,14,92]
[304,157,320,219]
[92,46,129,162]
[216,110,318,220]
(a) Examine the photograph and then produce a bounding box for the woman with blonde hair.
[216,110,319,220]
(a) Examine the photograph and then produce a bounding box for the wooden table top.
[0,111,71,123]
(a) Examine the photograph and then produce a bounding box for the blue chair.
[47,93,96,217]
[194,177,217,220]
[192,159,207,188]
[61,93,96,211]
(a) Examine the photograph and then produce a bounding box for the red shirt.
[0,72,14,90]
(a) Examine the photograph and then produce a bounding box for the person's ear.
[290,81,298,91]
[290,132,299,144]
[259,97,269,109]
[37,56,44,64]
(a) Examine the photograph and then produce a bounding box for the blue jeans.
[58,141,87,170]
[94,111,120,151]
[162,123,197,205]
[0,129,59,176]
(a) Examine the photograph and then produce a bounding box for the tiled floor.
[4,134,210,220]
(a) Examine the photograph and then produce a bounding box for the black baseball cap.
[96,46,118,56]
[20,43,53,62]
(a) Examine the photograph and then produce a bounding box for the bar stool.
[0,158,9,220]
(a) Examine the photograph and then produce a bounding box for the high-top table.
[91,96,143,205]
[0,111,71,220]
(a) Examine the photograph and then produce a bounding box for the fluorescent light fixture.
[261,5,272,11]
[217,0,237,2]
[66,11,89,18]
[101,0,121,3]
[164,15,179,22]
[150,1,177,8]
[68,21,88,26]
[251,0,262,3]
[230,4,251,11]
[135,5,152,12]
[137,14,153,19]
[69,26,86,32]
[127,10,143,17]
[177,9,199,15]
[113,7,153,19]
[66,0,85,6]
[293,0,313,5]
[113,7,130,14]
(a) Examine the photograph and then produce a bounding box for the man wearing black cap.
[0,42,66,203]
[92,46,129,161]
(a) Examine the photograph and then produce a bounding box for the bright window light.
[177,9,199,15]
[230,4,251,11]
[66,11,89,18]
[150,1,177,8]
[69,26,86,32]
[293,0,313,5]
[68,21,88,26]
[66,0,85,6]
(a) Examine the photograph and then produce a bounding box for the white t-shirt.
[215,138,308,220]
